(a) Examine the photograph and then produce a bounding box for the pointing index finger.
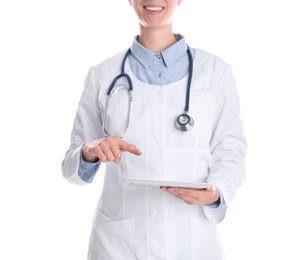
[118,140,142,155]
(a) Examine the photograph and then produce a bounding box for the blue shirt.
[79,34,193,182]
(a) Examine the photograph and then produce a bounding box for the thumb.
[205,184,216,193]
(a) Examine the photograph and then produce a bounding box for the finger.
[205,185,216,194]
[164,187,212,205]
[95,150,108,163]
[109,145,123,163]
[171,192,200,205]
[94,140,116,162]
[107,137,141,160]
[168,187,203,200]
[99,137,142,162]
[118,140,142,155]
[101,147,116,162]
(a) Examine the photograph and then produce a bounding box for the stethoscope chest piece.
[176,113,194,131]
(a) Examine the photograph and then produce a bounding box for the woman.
[62,1,247,259]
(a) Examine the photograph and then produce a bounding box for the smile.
[144,6,164,11]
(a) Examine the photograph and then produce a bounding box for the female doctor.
[61,0,247,259]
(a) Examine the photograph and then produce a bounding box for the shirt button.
[157,72,161,77]
[156,54,161,59]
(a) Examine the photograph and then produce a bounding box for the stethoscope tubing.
[184,47,193,113]
[107,73,133,95]
[104,46,194,137]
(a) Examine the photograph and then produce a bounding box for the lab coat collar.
[130,34,188,68]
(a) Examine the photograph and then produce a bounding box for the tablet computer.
[122,178,211,189]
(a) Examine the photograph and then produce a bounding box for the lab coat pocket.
[190,217,224,260]
[88,214,135,260]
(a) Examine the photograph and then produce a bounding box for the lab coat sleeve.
[204,65,247,223]
[61,66,104,185]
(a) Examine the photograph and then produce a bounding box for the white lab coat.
[62,48,247,260]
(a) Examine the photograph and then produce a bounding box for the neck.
[138,26,177,52]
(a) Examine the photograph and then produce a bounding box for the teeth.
[145,6,163,11]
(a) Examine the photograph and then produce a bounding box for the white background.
[1,0,304,259]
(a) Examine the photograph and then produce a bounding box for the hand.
[82,136,142,163]
[160,185,220,205]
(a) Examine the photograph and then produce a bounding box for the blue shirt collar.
[130,34,188,68]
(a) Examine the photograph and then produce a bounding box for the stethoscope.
[103,46,194,138]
